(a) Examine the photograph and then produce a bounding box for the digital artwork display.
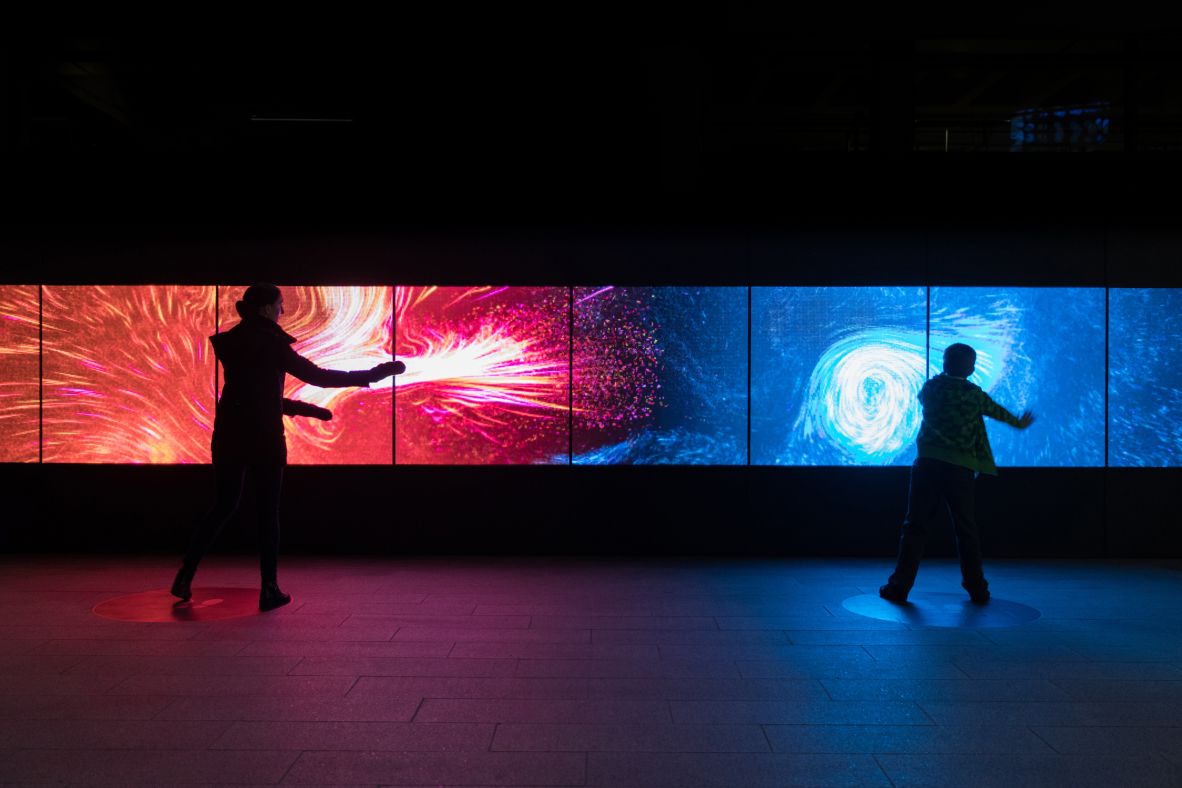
[929,287,1105,467]
[572,286,747,465]
[0,285,41,463]
[41,285,217,463]
[751,287,927,466]
[218,286,394,465]
[394,286,570,464]
[1109,288,1182,467]
[0,279,1165,470]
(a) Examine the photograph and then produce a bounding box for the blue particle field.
[574,286,747,465]
[1109,288,1182,467]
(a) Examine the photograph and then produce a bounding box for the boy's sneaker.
[878,583,909,604]
[962,582,990,605]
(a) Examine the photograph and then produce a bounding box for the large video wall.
[1,285,1178,467]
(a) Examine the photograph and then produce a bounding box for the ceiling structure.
[5,30,1181,223]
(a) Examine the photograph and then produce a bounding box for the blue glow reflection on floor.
[843,592,1041,628]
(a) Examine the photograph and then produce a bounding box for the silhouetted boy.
[172,284,404,610]
[880,342,1034,605]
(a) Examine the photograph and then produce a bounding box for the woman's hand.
[367,360,407,382]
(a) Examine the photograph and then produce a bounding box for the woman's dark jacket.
[210,315,373,464]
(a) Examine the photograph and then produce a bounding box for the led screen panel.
[1109,288,1182,466]
[0,285,40,462]
[752,287,926,465]
[218,286,394,465]
[573,286,747,465]
[395,286,570,464]
[42,285,216,463]
[929,287,1104,467]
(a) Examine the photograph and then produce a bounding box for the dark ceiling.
[5,26,1182,224]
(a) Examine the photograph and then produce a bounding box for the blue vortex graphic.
[794,329,927,463]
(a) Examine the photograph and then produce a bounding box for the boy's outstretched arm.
[982,393,1035,429]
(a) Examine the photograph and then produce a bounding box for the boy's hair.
[943,343,976,377]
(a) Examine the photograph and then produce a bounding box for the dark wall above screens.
[4,217,1178,287]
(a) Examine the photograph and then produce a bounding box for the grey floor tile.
[530,615,719,630]
[492,722,770,752]
[342,614,532,629]
[0,640,50,656]
[0,623,203,641]
[350,676,590,700]
[393,626,591,643]
[738,656,978,680]
[864,644,1086,663]
[670,700,929,725]
[657,643,859,660]
[1033,726,1182,759]
[0,748,298,784]
[584,677,829,701]
[1049,679,1182,701]
[955,660,1182,680]
[591,629,792,645]
[0,672,129,695]
[282,750,585,785]
[236,640,453,657]
[718,617,906,631]
[876,752,1182,788]
[0,694,172,720]
[0,655,86,674]
[63,654,303,676]
[106,673,357,696]
[27,638,252,656]
[586,752,889,786]
[786,629,992,646]
[919,700,1182,726]
[0,719,231,749]
[210,720,494,751]
[294,600,474,616]
[287,656,518,677]
[154,693,420,722]
[448,641,660,659]
[821,678,1071,702]
[414,698,673,724]
[516,658,741,679]
[764,723,1053,754]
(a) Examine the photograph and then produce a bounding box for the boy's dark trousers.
[887,457,988,594]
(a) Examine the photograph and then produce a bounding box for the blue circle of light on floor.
[842,592,1041,628]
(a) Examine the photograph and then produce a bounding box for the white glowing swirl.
[285,287,393,407]
[794,331,927,462]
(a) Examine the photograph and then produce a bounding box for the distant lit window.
[1009,103,1111,151]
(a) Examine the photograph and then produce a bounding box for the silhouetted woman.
[172,284,403,610]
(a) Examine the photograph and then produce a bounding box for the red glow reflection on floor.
[92,587,265,622]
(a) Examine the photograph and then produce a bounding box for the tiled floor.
[0,555,1180,786]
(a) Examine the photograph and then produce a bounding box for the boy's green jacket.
[916,373,1022,476]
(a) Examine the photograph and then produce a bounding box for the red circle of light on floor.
[92,588,263,622]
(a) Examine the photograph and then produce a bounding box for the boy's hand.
[308,405,333,421]
[1017,410,1035,429]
